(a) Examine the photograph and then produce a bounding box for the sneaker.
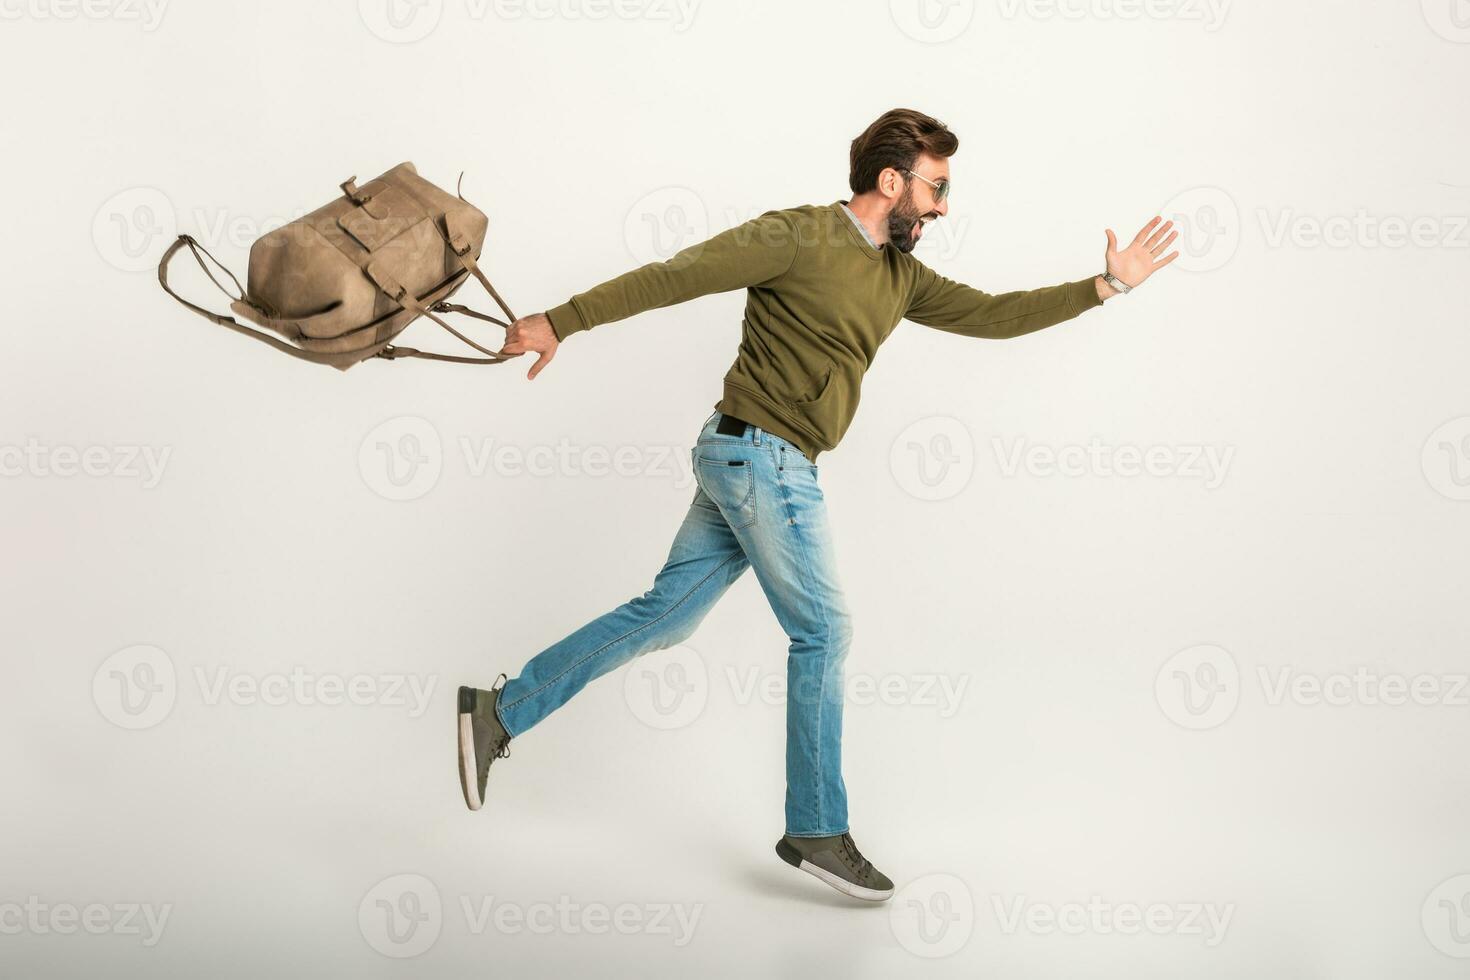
[775,831,895,902]
[457,674,511,811]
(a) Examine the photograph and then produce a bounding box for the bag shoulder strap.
[157,234,518,366]
[158,236,354,366]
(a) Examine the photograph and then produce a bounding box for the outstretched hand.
[1104,216,1180,290]
[501,312,559,380]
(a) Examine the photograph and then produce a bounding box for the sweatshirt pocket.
[782,356,862,449]
[790,361,833,405]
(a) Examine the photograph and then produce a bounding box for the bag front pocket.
[338,185,423,252]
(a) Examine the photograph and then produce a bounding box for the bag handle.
[361,260,517,363]
[374,300,523,363]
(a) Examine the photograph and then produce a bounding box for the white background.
[3,0,1469,976]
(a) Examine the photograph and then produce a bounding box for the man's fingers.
[1105,228,1118,254]
[1131,215,1162,247]
[1143,219,1174,251]
[527,349,554,380]
[501,339,526,355]
[1149,229,1179,255]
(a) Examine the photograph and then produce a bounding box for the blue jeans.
[495,412,852,837]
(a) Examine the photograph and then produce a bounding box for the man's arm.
[903,263,1105,340]
[501,210,800,379]
[547,210,799,340]
[903,216,1181,341]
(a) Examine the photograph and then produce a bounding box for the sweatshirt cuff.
[546,301,588,341]
[1067,276,1105,315]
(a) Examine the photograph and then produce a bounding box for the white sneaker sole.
[457,709,482,811]
[790,857,893,902]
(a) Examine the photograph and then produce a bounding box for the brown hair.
[848,109,959,195]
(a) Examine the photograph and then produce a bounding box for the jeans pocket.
[778,444,818,473]
[694,454,757,529]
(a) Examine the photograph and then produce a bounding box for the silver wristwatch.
[1101,270,1133,294]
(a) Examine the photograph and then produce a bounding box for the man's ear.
[877,166,904,200]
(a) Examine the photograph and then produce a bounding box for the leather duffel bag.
[158,162,520,369]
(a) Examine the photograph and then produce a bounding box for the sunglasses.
[902,168,950,205]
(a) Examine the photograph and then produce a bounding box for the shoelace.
[491,673,511,759]
[838,833,873,878]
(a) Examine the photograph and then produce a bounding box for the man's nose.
[933,198,949,218]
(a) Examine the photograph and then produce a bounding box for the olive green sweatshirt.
[545,201,1103,461]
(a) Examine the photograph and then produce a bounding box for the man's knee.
[791,604,853,655]
[829,607,854,655]
[785,607,853,708]
[656,613,701,650]
[625,580,708,651]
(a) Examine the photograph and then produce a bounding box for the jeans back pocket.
[693,453,757,529]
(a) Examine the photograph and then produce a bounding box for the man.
[456,108,1178,902]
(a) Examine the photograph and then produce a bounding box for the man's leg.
[494,485,749,736]
[693,419,892,900]
[689,424,852,837]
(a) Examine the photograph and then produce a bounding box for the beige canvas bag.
[158,162,519,369]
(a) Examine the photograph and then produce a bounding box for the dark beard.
[885,185,923,254]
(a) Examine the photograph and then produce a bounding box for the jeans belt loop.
[752,425,763,446]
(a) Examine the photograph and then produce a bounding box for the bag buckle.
[366,263,408,303]
[340,177,372,206]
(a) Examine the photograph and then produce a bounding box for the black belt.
[716,412,751,436]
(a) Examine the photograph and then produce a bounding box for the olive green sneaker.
[775,832,895,902]
[457,674,511,811]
